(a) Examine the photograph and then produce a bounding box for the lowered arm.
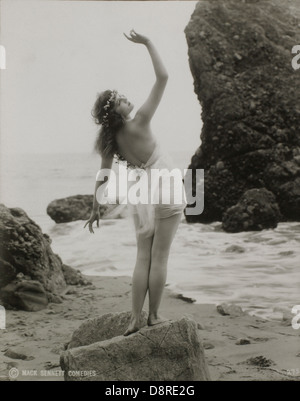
[92,155,113,211]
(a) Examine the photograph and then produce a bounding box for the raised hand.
[123,29,150,45]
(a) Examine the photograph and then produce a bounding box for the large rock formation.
[0,204,87,310]
[60,313,211,381]
[47,195,127,223]
[184,0,300,231]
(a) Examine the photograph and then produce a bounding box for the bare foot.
[147,314,171,326]
[123,317,141,336]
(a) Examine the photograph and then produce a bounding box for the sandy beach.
[0,274,299,382]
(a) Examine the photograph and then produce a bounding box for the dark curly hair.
[91,90,125,159]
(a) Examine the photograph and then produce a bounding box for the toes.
[147,316,172,326]
[123,326,139,336]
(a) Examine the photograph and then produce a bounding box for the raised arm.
[124,30,168,124]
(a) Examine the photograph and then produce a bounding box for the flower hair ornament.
[102,90,118,128]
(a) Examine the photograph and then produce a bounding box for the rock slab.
[60,313,211,381]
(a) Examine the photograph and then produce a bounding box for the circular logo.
[8,368,19,379]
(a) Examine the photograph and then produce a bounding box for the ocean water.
[1,152,299,321]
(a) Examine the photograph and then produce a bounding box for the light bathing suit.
[116,141,187,237]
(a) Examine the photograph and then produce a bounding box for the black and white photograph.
[0,0,299,383]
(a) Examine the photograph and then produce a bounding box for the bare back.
[116,118,157,168]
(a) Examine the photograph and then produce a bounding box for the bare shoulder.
[130,115,154,140]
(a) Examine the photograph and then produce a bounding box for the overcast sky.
[0,0,202,155]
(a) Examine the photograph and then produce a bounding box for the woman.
[84,30,187,336]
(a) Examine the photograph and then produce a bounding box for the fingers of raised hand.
[124,30,139,42]
[123,33,132,41]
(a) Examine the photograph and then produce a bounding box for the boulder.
[47,195,96,223]
[184,0,300,228]
[62,264,91,286]
[0,204,86,310]
[217,303,245,317]
[46,194,121,223]
[222,188,281,232]
[60,314,211,381]
[0,280,48,311]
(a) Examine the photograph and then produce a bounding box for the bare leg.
[124,215,154,336]
[148,213,182,326]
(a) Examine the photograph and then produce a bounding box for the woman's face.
[114,93,134,118]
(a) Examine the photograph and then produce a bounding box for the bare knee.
[150,251,170,270]
[150,232,174,261]
[135,234,153,267]
[136,254,151,268]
